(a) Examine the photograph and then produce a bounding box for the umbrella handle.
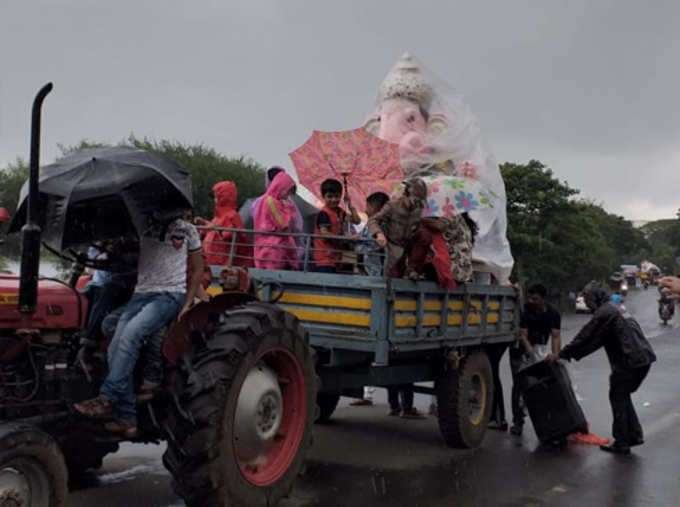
[342,175,351,206]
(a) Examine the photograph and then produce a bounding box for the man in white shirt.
[75,217,204,437]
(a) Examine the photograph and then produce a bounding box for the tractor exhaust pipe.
[19,82,53,314]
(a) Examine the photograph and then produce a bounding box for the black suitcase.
[518,360,588,442]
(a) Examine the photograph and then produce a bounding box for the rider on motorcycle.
[658,286,675,323]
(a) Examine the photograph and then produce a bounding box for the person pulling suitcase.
[552,281,656,455]
[510,283,562,436]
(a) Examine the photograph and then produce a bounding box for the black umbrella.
[9,145,192,250]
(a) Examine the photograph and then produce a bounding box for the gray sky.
[2,0,678,220]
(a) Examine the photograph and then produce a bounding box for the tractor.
[0,84,317,507]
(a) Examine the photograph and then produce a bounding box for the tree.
[501,160,650,301]
[501,160,579,289]
[127,136,265,220]
[58,136,267,222]
[641,212,680,273]
[0,159,29,258]
[1,138,266,261]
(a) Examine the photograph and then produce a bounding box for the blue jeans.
[102,306,168,386]
[83,282,133,343]
[100,291,184,421]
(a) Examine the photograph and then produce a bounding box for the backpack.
[621,317,656,369]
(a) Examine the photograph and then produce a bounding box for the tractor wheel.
[436,350,493,449]
[162,301,317,507]
[315,394,340,423]
[0,423,68,507]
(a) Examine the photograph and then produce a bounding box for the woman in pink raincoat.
[253,172,300,270]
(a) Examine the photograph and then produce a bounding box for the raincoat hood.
[214,181,238,209]
[212,181,239,227]
[583,281,610,309]
[267,172,296,200]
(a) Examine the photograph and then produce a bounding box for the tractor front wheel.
[0,423,68,507]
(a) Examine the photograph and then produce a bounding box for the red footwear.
[74,395,113,419]
[105,419,138,438]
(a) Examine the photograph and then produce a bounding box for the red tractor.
[0,84,317,506]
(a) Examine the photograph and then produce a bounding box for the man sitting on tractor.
[75,213,204,437]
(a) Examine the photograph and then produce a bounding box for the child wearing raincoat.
[195,181,253,268]
[253,172,300,270]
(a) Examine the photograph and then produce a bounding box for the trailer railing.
[196,225,389,276]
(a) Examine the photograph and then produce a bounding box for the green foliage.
[0,158,29,257]
[502,160,651,299]
[641,213,680,273]
[57,136,267,221]
[127,136,266,220]
[1,138,266,262]
[57,139,109,156]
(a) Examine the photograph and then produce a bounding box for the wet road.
[68,288,680,507]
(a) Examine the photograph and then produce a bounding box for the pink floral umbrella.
[289,128,403,213]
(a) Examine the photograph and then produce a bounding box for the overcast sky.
[2,0,678,220]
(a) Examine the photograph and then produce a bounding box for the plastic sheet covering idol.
[364,53,513,282]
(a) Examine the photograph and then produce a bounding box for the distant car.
[575,294,589,313]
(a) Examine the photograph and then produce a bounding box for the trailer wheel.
[436,351,493,448]
[163,301,317,507]
[315,394,340,423]
[0,423,68,507]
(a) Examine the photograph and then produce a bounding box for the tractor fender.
[163,291,256,364]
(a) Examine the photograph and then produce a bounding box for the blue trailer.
[208,228,520,448]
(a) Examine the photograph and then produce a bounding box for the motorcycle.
[659,297,675,325]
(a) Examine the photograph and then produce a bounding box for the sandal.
[74,395,113,419]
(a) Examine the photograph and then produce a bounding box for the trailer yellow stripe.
[395,312,500,328]
[272,292,372,310]
[208,286,373,311]
[394,300,500,312]
[280,307,371,327]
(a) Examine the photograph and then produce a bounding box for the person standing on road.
[553,281,656,455]
[509,283,562,436]
[387,385,425,419]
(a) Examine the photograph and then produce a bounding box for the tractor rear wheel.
[162,301,317,507]
[0,423,68,507]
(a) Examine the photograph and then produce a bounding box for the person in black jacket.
[509,283,562,436]
[553,281,656,455]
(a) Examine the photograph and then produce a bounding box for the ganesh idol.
[364,53,514,283]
